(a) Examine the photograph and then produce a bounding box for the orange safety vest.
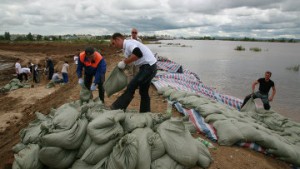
[79,51,103,68]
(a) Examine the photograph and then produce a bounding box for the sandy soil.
[0,42,291,169]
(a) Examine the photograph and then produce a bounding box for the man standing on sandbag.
[77,47,106,103]
[241,71,276,110]
[110,33,157,112]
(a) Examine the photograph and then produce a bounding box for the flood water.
[148,40,300,122]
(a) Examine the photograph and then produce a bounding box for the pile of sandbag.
[160,86,300,166]
[0,78,30,93]
[12,96,213,169]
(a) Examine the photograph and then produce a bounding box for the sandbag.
[148,133,165,161]
[87,110,125,144]
[40,118,88,149]
[122,113,152,133]
[13,144,42,169]
[104,66,128,97]
[151,154,184,169]
[81,138,118,165]
[39,146,77,168]
[132,128,154,169]
[157,118,202,167]
[106,134,138,169]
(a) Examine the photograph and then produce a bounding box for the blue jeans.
[62,73,68,83]
[242,91,270,110]
[111,63,157,112]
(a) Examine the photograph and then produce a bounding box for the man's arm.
[269,86,276,101]
[252,80,259,93]
[76,60,83,78]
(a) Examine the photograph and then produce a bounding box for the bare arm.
[252,80,259,93]
[124,54,139,64]
[269,86,276,101]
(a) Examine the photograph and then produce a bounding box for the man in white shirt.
[21,67,31,81]
[61,61,69,83]
[15,58,22,81]
[110,33,157,113]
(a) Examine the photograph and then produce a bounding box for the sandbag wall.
[159,86,300,167]
[12,97,213,169]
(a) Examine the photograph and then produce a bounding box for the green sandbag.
[104,66,128,97]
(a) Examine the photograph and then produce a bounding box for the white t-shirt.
[123,39,157,66]
[61,63,69,73]
[74,55,79,65]
[21,68,31,74]
[15,62,22,74]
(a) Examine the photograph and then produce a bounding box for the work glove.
[90,83,97,91]
[78,78,84,85]
[118,61,126,69]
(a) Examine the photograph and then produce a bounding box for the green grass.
[234,45,245,51]
[286,64,300,71]
[250,47,262,52]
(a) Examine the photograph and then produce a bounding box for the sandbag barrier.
[159,86,300,167]
[12,97,213,169]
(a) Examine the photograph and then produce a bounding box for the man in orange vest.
[77,47,106,103]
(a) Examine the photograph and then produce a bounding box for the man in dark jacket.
[77,47,106,103]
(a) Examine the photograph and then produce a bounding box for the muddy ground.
[0,42,291,169]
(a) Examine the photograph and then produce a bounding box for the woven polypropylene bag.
[104,66,128,97]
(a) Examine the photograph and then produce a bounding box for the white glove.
[78,78,84,85]
[118,61,126,69]
[90,83,97,91]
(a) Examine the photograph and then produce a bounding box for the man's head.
[131,28,138,40]
[85,47,95,59]
[265,71,272,80]
[111,33,124,49]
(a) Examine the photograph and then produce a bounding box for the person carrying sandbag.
[77,47,107,103]
[109,33,157,113]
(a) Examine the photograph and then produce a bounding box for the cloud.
[0,0,299,38]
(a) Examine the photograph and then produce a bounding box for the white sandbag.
[132,128,154,169]
[39,146,77,168]
[195,103,223,117]
[13,144,43,169]
[72,158,107,169]
[151,154,185,169]
[148,133,165,161]
[106,134,138,169]
[163,88,176,98]
[157,118,199,167]
[81,138,119,165]
[104,66,128,97]
[40,118,88,149]
[213,119,244,146]
[87,110,125,144]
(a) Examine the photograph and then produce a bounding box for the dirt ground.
[0,42,291,169]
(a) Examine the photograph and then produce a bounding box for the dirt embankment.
[0,42,291,169]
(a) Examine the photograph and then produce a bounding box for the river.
[148,40,300,122]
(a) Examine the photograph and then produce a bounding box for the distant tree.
[0,36,4,40]
[44,36,49,41]
[58,35,62,40]
[15,36,26,41]
[4,32,11,40]
[36,34,43,41]
[26,32,34,41]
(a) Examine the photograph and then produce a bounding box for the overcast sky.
[1,0,300,38]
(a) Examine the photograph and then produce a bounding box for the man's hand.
[90,83,97,91]
[78,78,84,85]
[269,96,273,101]
[118,61,126,69]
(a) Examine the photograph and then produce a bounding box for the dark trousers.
[84,75,105,103]
[112,63,157,113]
[48,68,54,80]
[17,74,23,81]
[241,91,270,110]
